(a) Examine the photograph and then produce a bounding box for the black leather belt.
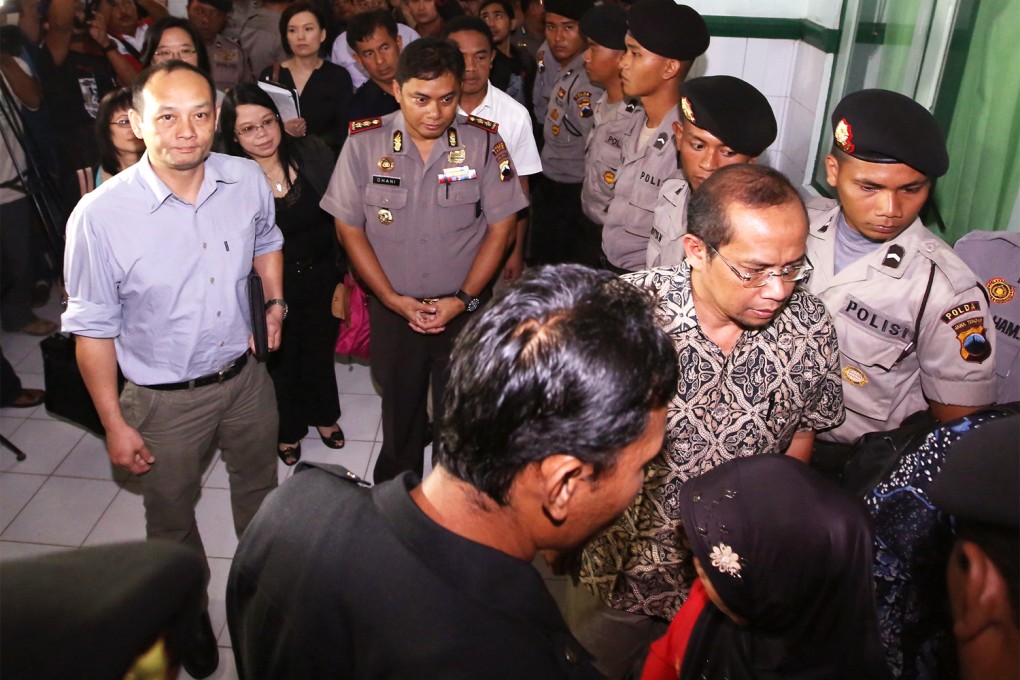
[143,352,248,391]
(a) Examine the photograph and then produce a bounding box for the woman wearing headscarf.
[642,455,892,680]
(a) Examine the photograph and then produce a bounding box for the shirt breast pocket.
[437,179,480,230]
[364,186,407,241]
[836,319,913,422]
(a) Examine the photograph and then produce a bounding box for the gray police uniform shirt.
[601,108,681,271]
[540,53,603,184]
[208,33,250,92]
[320,112,528,299]
[646,176,690,269]
[805,198,998,444]
[530,41,562,125]
[581,97,641,225]
[955,230,1020,403]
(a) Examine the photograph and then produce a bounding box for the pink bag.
[335,273,370,359]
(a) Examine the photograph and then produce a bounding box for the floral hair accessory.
[710,543,741,577]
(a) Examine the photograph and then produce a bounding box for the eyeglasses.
[706,242,813,288]
[235,117,279,137]
[111,118,132,128]
[154,47,198,59]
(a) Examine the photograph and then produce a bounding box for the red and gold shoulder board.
[349,117,383,135]
[466,115,499,133]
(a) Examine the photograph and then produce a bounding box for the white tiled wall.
[689,36,834,188]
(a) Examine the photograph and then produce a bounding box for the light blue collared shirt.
[62,152,283,385]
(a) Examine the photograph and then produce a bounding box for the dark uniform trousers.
[369,297,474,483]
[529,178,597,267]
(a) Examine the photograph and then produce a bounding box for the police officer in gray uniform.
[530,40,561,126]
[188,0,251,92]
[321,38,527,483]
[600,0,707,272]
[528,0,601,265]
[579,4,638,233]
[955,230,1020,403]
[647,75,777,268]
[806,89,997,455]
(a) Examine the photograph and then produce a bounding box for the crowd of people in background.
[0,0,1017,677]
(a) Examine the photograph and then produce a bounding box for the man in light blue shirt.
[62,61,284,680]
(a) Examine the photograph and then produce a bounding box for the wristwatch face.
[456,291,480,312]
[466,297,479,312]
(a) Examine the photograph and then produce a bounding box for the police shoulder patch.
[349,117,382,134]
[466,115,499,133]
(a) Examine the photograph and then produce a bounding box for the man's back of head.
[437,264,677,507]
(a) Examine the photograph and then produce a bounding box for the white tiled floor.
[0,297,568,679]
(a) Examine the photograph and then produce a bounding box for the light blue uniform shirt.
[62,152,283,385]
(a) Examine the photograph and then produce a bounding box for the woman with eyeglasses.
[94,88,144,187]
[219,83,346,466]
[140,17,227,104]
[260,1,353,156]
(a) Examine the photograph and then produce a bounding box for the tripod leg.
[0,434,27,461]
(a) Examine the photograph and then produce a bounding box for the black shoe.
[181,610,219,679]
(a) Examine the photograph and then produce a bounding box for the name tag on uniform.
[437,167,477,184]
[373,175,400,186]
[841,295,912,341]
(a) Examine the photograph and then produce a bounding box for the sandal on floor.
[277,442,301,466]
[7,388,45,409]
[318,425,345,449]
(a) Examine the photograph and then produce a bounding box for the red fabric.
[335,273,370,359]
[641,579,710,680]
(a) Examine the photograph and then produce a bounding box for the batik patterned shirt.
[579,263,845,619]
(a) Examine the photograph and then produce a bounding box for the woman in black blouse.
[261,1,353,156]
[220,83,346,465]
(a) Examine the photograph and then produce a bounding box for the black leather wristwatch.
[454,289,480,312]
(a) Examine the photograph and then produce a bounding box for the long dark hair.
[218,83,298,190]
[141,17,212,74]
[95,87,136,175]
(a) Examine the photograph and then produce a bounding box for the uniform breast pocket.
[836,320,913,422]
[437,179,480,230]
[364,186,407,241]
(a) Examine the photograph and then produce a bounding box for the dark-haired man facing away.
[321,37,527,483]
[62,61,284,679]
[578,164,844,679]
[228,264,678,679]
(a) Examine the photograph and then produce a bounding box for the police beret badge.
[834,118,855,154]
[681,96,695,124]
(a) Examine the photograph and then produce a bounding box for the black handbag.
[39,333,123,436]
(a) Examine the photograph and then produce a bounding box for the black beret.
[678,76,777,156]
[930,413,1020,528]
[580,4,627,51]
[0,541,206,679]
[831,89,949,177]
[544,0,594,23]
[194,0,233,13]
[627,0,708,61]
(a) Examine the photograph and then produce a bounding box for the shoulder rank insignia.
[349,117,382,134]
[653,132,668,150]
[466,115,499,133]
[882,244,905,268]
[625,98,639,113]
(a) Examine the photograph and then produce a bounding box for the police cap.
[544,0,594,22]
[679,76,777,157]
[194,0,233,13]
[580,4,627,51]
[831,89,949,177]
[627,0,708,61]
[930,413,1020,528]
